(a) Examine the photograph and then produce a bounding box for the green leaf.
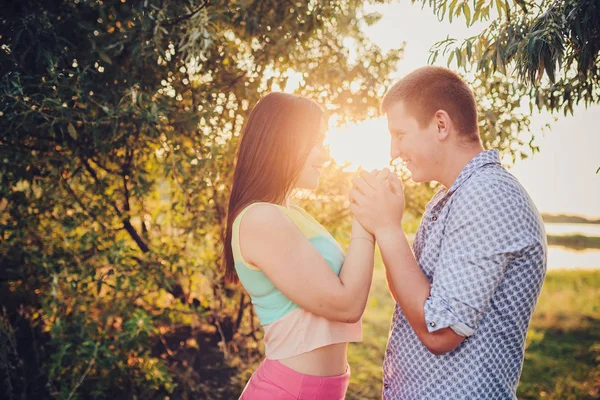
[456,48,463,68]
[464,3,472,26]
[99,51,112,65]
[496,0,505,18]
[473,7,482,22]
[363,12,383,26]
[440,2,447,21]
[429,49,439,65]
[67,123,78,140]
[449,0,459,18]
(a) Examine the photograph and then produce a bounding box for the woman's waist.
[276,342,348,376]
[262,308,362,361]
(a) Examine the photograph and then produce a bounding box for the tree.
[0,0,538,398]
[414,0,600,117]
[0,1,401,398]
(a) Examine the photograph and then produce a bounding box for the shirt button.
[429,321,436,327]
[384,383,389,389]
[431,215,438,221]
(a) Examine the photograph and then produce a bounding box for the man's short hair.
[381,66,480,142]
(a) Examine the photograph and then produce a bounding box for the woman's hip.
[239,358,350,400]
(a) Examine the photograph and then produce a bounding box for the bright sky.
[324,1,600,218]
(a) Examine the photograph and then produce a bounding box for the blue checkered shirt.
[382,150,547,399]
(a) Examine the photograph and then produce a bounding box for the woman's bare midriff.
[276,342,348,376]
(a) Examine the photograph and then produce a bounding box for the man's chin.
[411,175,434,184]
[406,169,418,181]
[409,171,424,183]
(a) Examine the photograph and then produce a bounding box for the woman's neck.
[279,196,294,209]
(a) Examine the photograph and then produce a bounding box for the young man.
[350,66,547,399]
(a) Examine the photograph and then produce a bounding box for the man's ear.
[434,110,451,141]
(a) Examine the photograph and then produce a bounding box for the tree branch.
[122,169,130,213]
[91,158,121,175]
[164,1,209,26]
[60,171,109,233]
[0,138,53,153]
[82,157,150,253]
[234,292,246,333]
[66,342,98,400]
[212,186,226,242]
[123,219,149,252]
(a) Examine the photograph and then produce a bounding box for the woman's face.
[294,120,329,190]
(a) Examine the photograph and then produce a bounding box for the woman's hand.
[351,217,373,240]
[350,168,390,238]
[349,167,405,238]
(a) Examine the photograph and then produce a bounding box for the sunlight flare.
[326,117,392,172]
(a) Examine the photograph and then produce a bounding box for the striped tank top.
[232,202,362,360]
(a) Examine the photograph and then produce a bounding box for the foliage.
[414,0,600,117]
[0,0,542,398]
[0,0,400,397]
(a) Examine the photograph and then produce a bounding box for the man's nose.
[390,141,402,161]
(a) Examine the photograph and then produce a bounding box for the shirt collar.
[446,149,501,194]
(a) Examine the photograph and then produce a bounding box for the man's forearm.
[376,227,465,354]
[376,227,432,334]
[385,267,400,304]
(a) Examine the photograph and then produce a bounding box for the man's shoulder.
[450,165,545,238]
[457,164,528,203]
[451,165,541,221]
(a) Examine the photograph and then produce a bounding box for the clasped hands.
[349,168,405,239]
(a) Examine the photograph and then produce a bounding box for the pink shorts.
[239,358,350,400]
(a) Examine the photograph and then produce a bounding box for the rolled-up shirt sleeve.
[423,180,528,337]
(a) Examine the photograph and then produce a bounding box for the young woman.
[224,92,377,400]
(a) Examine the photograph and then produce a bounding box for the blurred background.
[1,1,598,399]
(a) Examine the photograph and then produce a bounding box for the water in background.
[544,223,600,269]
[544,223,600,237]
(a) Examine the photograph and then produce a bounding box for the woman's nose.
[320,144,331,161]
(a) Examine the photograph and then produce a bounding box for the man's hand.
[349,168,405,237]
[373,168,391,182]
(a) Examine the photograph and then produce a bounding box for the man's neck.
[438,143,485,189]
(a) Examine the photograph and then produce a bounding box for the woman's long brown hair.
[223,92,324,283]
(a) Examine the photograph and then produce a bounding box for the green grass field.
[344,265,600,400]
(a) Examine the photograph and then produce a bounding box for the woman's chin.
[295,179,319,191]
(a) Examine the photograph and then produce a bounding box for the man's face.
[387,101,439,183]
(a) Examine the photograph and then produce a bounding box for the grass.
[518,270,600,399]
[344,265,600,400]
[224,265,600,399]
